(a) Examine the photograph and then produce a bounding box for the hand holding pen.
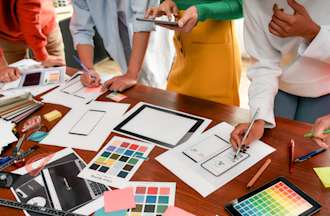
[304,114,330,149]
[73,55,101,88]
[230,108,263,158]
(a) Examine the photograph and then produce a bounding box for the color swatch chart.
[78,136,154,188]
[128,182,176,216]
[233,181,313,216]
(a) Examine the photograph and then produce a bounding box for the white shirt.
[244,0,330,127]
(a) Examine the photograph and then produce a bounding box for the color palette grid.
[128,182,176,216]
[233,181,313,216]
[78,136,154,188]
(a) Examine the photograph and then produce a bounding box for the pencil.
[289,139,295,174]
[304,129,330,138]
[247,158,271,189]
[234,107,260,159]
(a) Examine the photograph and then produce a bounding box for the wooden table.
[0,84,329,216]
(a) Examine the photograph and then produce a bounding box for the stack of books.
[0,93,43,124]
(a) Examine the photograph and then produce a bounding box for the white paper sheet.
[0,119,17,154]
[156,122,276,197]
[40,101,129,151]
[41,73,115,108]
[11,148,106,216]
[114,102,211,149]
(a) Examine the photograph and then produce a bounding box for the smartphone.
[136,18,179,27]
[201,147,250,177]
[69,110,106,136]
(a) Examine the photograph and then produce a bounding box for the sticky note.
[163,206,196,216]
[104,187,135,212]
[84,86,102,93]
[314,167,330,188]
[106,92,127,102]
[43,110,62,122]
[94,208,127,216]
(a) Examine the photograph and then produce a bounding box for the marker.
[295,148,326,163]
[304,129,330,138]
[289,139,295,174]
[247,158,271,189]
[234,108,260,159]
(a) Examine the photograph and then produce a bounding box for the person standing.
[0,0,65,66]
[230,0,330,148]
[147,0,243,105]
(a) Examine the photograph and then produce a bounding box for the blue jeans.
[274,90,330,123]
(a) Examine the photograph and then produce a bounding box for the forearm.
[126,32,150,78]
[76,44,94,69]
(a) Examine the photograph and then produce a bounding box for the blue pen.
[295,148,326,163]
[72,55,97,81]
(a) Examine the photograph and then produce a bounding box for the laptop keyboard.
[89,181,108,196]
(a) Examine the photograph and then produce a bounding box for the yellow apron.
[167,18,241,106]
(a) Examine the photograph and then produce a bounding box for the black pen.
[295,148,326,163]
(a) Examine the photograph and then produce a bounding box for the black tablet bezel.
[225,176,321,216]
[114,104,205,149]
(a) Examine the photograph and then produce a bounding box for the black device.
[136,17,179,26]
[225,177,321,216]
[0,198,84,216]
[0,172,20,188]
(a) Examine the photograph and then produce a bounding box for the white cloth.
[244,0,330,127]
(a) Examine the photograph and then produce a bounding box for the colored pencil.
[247,158,272,189]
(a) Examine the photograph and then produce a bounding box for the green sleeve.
[196,0,243,21]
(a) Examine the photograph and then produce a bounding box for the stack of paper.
[0,92,43,123]
[314,167,330,188]
[0,119,17,154]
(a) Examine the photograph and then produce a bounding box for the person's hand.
[311,115,330,148]
[42,55,65,67]
[80,69,101,88]
[0,67,21,83]
[145,0,178,19]
[102,73,137,92]
[158,6,198,33]
[269,0,320,42]
[230,120,265,149]
[22,115,42,133]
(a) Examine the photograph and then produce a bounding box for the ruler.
[0,146,39,172]
[0,198,84,216]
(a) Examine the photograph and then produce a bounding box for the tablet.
[225,177,321,216]
[136,18,179,27]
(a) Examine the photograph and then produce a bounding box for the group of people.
[1,0,330,149]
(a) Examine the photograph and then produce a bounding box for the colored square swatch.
[163,206,195,216]
[104,187,136,212]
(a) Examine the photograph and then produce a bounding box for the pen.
[289,139,295,174]
[295,148,326,163]
[72,55,97,81]
[304,129,330,138]
[247,158,271,189]
[234,108,260,159]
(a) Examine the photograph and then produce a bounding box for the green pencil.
[304,129,330,138]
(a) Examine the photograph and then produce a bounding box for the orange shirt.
[0,0,56,61]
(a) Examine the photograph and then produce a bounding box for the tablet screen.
[225,177,321,216]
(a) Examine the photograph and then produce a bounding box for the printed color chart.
[79,136,154,188]
[233,181,313,216]
[128,182,176,216]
